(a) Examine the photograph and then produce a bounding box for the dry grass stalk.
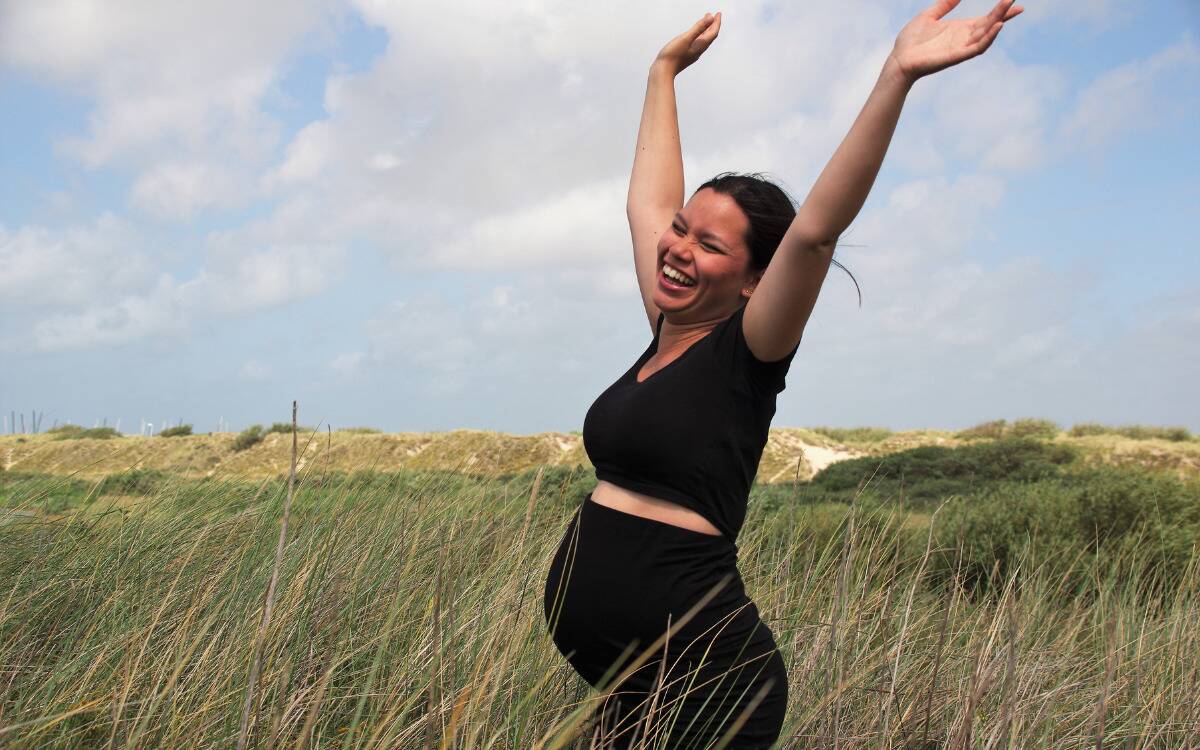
[922,530,962,747]
[1093,610,1118,750]
[237,400,299,750]
[426,555,445,749]
[997,594,1019,749]
[830,491,857,748]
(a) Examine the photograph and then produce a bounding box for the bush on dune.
[50,426,121,440]
[810,426,894,444]
[956,417,1060,441]
[805,437,1079,507]
[1069,422,1193,442]
[233,425,265,452]
[930,465,1200,595]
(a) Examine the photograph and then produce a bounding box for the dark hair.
[695,171,861,307]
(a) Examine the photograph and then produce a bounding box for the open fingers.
[969,20,1005,56]
[969,0,1020,35]
[986,0,1019,24]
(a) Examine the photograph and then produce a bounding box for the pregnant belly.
[590,480,722,536]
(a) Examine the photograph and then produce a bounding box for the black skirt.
[543,493,788,749]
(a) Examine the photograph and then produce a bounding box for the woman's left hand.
[889,0,1024,83]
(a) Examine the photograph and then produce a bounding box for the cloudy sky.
[2,0,1197,436]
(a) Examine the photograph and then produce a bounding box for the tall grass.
[1,459,1197,748]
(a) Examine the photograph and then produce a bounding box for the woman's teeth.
[663,265,695,286]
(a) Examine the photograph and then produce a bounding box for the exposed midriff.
[589,479,722,536]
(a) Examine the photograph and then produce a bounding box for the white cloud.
[1058,34,1200,152]
[239,360,272,381]
[12,227,345,352]
[349,274,646,396]
[32,274,189,350]
[130,162,251,220]
[259,0,908,268]
[0,214,153,307]
[263,121,334,188]
[329,351,364,376]
[436,177,628,271]
[192,242,346,314]
[925,55,1066,172]
[1007,0,1140,32]
[0,0,340,217]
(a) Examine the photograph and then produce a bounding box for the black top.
[582,304,800,542]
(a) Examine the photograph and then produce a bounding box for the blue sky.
[1,0,1198,436]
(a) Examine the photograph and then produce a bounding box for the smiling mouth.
[661,263,696,287]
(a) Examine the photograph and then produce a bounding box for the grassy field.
[1,434,1198,748]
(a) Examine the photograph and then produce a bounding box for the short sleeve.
[715,304,800,397]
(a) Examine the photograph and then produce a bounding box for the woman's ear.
[742,269,764,298]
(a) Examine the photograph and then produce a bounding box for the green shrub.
[1007,418,1060,439]
[956,419,1008,440]
[95,469,174,496]
[1116,424,1192,441]
[159,425,193,438]
[267,422,315,435]
[52,427,120,440]
[810,426,894,444]
[1068,422,1193,442]
[46,424,83,435]
[233,425,265,452]
[0,472,94,513]
[809,437,1078,508]
[1068,422,1110,438]
[930,466,1200,595]
[957,418,1060,441]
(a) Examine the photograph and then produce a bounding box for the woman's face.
[653,187,760,318]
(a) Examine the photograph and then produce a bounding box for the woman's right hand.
[653,12,722,76]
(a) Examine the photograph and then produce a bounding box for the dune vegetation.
[1,426,1198,747]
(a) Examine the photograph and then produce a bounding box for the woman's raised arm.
[742,0,1023,362]
[628,13,721,334]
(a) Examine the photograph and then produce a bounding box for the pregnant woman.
[544,2,1022,746]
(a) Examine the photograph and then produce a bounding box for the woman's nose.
[671,237,697,255]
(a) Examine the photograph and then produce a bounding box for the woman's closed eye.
[673,224,719,252]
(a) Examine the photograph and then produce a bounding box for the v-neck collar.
[633,313,717,385]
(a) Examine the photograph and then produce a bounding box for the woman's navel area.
[589,480,723,536]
